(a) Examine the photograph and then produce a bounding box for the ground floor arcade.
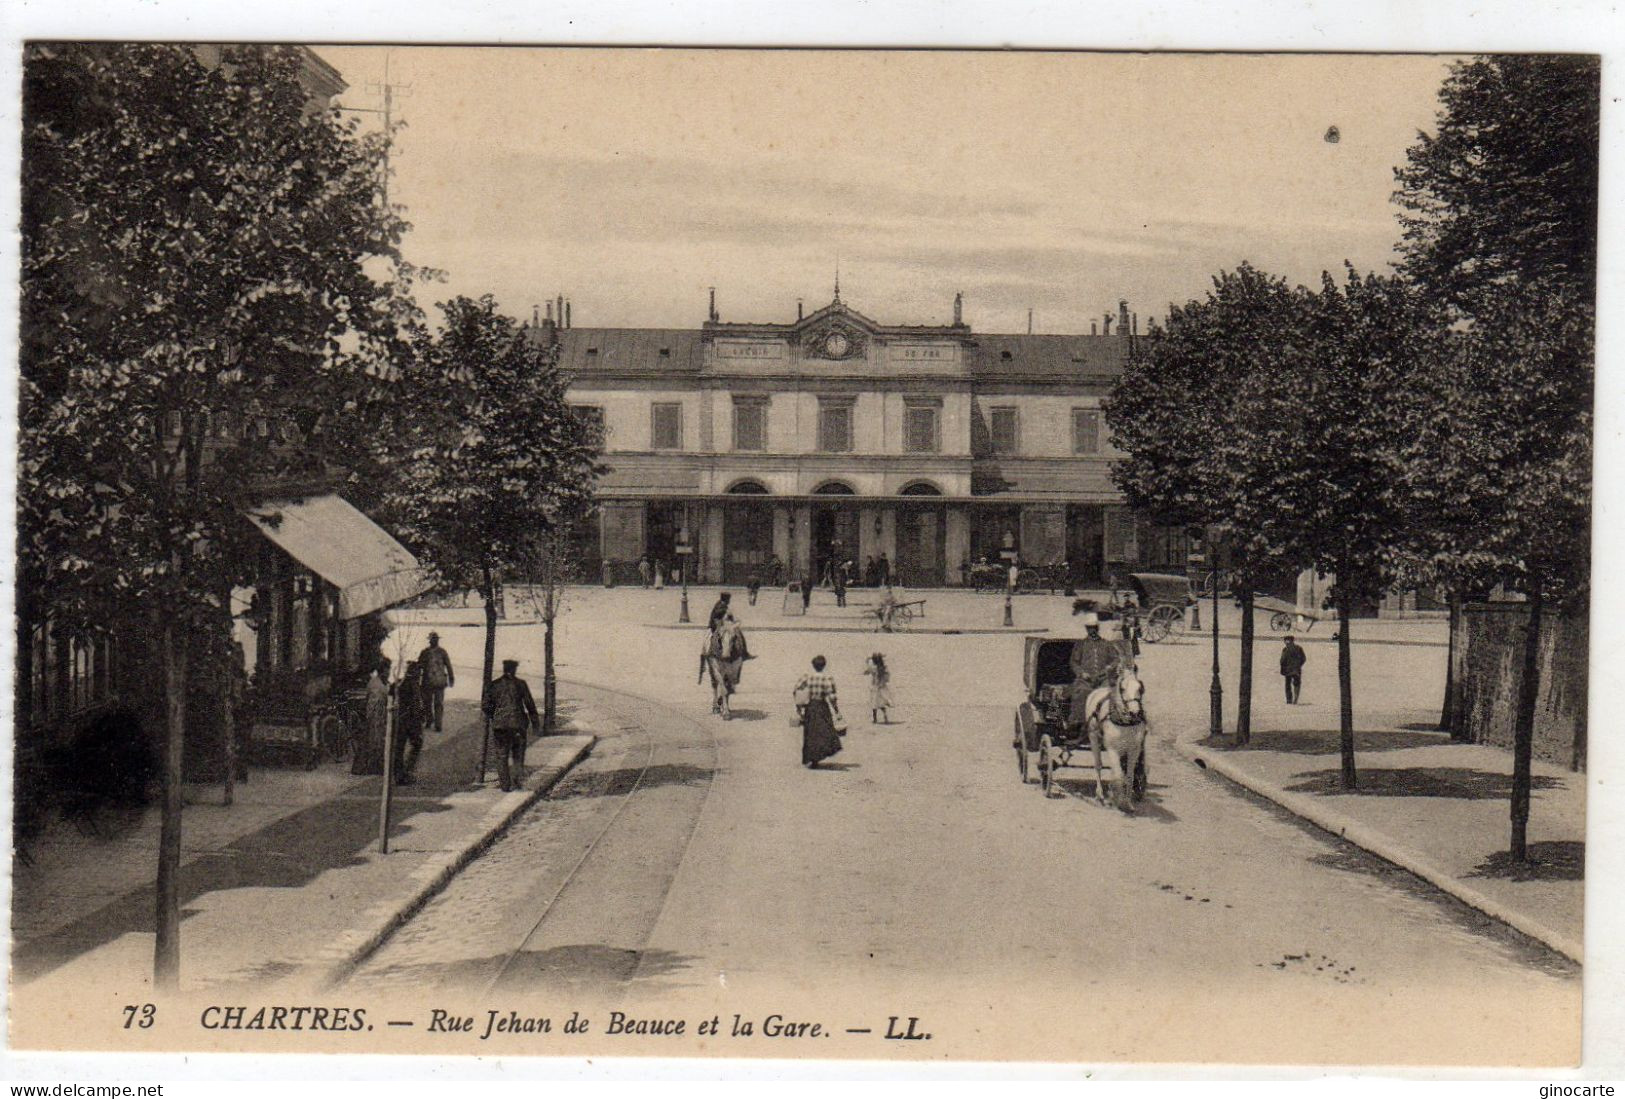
[590,493,1192,588]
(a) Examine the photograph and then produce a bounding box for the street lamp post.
[1209,549,1223,740]
[1000,531,1018,628]
[676,527,693,624]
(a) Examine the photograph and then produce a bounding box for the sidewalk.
[1175,722,1584,963]
[11,698,596,996]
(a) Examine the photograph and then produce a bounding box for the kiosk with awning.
[239,494,432,767]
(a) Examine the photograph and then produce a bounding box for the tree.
[1393,54,1596,857]
[513,522,594,733]
[19,44,421,984]
[1108,264,1308,745]
[1230,268,1431,788]
[382,297,602,771]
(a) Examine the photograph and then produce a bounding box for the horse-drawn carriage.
[1012,636,1149,810]
[1120,572,1197,644]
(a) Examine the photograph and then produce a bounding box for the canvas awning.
[248,494,431,619]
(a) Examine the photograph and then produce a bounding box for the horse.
[698,617,749,719]
[1079,665,1149,812]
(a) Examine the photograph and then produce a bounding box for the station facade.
[547,291,1191,587]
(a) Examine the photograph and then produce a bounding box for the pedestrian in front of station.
[794,655,844,768]
[394,660,425,785]
[708,591,732,632]
[1281,635,1307,704]
[483,658,539,791]
[747,570,762,605]
[864,652,893,724]
[417,631,455,732]
[878,551,891,588]
[801,568,814,613]
[833,559,848,607]
[639,556,652,587]
[654,559,665,590]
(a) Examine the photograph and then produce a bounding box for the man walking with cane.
[482,658,539,791]
[1280,635,1307,704]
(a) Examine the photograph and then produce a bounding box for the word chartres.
[199,1005,367,1031]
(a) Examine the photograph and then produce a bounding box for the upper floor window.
[651,402,683,450]
[1072,408,1101,455]
[904,401,940,454]
[733,397,767,452]
[818,399,854,453]
[990,406,1019,456]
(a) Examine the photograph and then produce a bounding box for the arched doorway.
[723,481,772,583]
[811,481,859,585]
[896,482,946,586]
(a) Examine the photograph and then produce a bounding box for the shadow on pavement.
[549,762,714,800]
[1219,728,1456,755]
[1470,841,1586,882]
[1283,767,1565,800]
[723,708,769,722]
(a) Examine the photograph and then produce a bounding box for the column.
[772,505,792,573]
[704,504,724,584]
[858,506,879,572]
[793,504,812,578]
[879,506,897,566]
[945,506,970,585]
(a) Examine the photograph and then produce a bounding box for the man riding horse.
[699,609,753,718]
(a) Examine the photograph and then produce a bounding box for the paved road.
[344,642,1579,1065]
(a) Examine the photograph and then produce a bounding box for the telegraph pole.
[337,52,411,211]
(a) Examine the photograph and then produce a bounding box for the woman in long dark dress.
[795,655,843,768]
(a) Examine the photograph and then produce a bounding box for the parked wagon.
[1122,572,1197,644]
[1254,593,1321,633]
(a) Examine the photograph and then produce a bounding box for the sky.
[317,47,1455,334]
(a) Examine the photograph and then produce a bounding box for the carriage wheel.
[1014,707,1035,784]
[1270,611,1293,632]
[897,605,914,624]
[1132,755,1147,802]
[1143,605,1178,643]
[1039,735,1055,797]
[317,714,351,762]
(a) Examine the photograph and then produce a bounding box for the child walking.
[864,653,894,724]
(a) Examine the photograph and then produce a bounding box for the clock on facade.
[823,330,850,359]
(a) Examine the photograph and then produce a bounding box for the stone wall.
[1459,602,1588,771]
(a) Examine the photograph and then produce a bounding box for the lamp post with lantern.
[676,526,693,624]
[1206,529,1223,740]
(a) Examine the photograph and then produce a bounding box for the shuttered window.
[1072,408,1101,454]
[733,398,767,451]
[904,403,939,453]
[818,400,853,453]
[651,402,683,450]
[990,407,1019,455]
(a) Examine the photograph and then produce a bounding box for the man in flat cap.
[417,631,455,732]
[482,658,539,791]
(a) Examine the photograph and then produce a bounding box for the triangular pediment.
[793,296,881,335]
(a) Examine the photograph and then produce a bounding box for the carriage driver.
[1066,612,1129,731]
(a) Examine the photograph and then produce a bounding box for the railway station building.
[542,290,1192,587]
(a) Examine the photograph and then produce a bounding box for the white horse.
[1079,666,1149,812]
[699,617,749,719]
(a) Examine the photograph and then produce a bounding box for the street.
[342,587,1580,1064]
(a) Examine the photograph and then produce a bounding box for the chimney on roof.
[533,304,540,327]
[953,291,963,326]
[1132,312,1138,336]
[797,298,804,321]
[1103,313,1113,336]
[565,300,572,329]
[545,301,554,323]
[1027,308,1033,335]
[1091,321,1098,336]
[709,286,718,323]
[1118,299,1130,338]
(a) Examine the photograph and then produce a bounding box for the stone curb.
[1174,738,1583,965]
[314,733,597,989]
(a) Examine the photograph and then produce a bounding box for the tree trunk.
[543,611,557,734]
[1439,590,1464,738]
[155,610,186,988]
[477,563,498,783]
[1510,578,1544,861]
[1337,590,1356,790]
[1236,587,1254,746]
